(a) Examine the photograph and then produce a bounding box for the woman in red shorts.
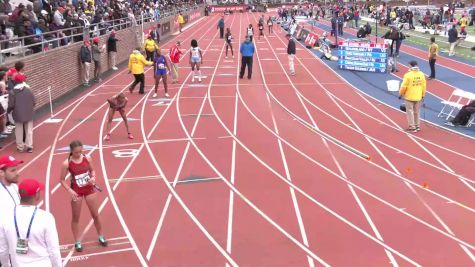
[60,140,108,252]
[105,93,133,141]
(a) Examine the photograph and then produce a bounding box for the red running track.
[4,12,475,266]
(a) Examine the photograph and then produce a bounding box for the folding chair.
[438,89,472,120]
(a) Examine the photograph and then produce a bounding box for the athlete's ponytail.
[69,140,83,158]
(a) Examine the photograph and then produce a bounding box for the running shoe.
[112,67,118,70]
[165,93,170,97]
[192,77,195,83]
[128,133,134,139]
[445,121,456,127]
[26,147,33,153]
[105,134,111,141]
[75,241,83,252]
[152,93,157,98]
[98,236,108,247]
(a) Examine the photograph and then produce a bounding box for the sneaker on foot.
[75,242,83,252]
[112,67,118,70]
[445,121,456,127]
[165,93,170,97]
[26,147,33,153]
[105,134,111,141]
[153,93,157,98]
[128,133,134,139]
[99,236,108,247]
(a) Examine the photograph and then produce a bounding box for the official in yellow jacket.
[177,12,184,33]
[399,60,426,133]
[144,35,159,61]
[128,48,153,94]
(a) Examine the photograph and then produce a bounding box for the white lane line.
[225,14,242,263]
[145,15,239,266]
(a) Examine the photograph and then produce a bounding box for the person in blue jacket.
[239,36,255,80]
[217,16,225,38]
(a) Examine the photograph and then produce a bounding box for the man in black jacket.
[107,31,119,70]
[448,24,458,56]
[80,40,92,86]
[286,33,296,76]
[7,73,35,153]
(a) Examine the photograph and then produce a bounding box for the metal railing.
[0,4,202,63]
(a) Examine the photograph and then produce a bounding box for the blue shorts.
[191,56,201,63]
[155,70,167,76]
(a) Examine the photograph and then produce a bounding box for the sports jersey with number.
[190,47,201,59]
[68,155,93,192]
[154,55,167,75]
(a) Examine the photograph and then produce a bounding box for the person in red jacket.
[168,41,182,84]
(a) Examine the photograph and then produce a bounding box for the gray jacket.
[92,44,103,62]
[7,83,35,122]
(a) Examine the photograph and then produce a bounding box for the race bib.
[16,239,29,254]
[191,49,199,57]
[158,63,165,69]
[227,35,232,41]
[75,172,90,187]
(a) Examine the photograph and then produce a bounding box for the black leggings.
[226,43,233,56]
[130,73,145,94]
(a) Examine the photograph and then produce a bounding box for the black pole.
[375,11,379,43]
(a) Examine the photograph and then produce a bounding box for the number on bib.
[75,172,90,187]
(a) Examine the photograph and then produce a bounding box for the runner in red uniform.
[60,140,107,252]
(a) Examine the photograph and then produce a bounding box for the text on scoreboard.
[337,41,388,73]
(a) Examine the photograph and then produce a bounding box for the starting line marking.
[109,175,163,183]
[64,248,135,261]
[44,118,63,124]
[60,236,128,252]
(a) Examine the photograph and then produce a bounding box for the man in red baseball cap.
[0,178,61,267]
[0,155,24,233]
[18,178,44,197]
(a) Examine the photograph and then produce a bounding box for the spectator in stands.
[80,40,92,86]
[239,35,254,80]
[128,48,152,94]
[25,4,38,25]
[399,61,426,133]
[0,178,62,267]
[144,34,158,62]
[428,36,438,80]
[0,0,13,16]
[52,7,65,30]
[448,24,458,57]
[217,15,225,38]
[446,100,475,127]
[7,73,35,153]
[92,37,105,82]
[107,31,119,70]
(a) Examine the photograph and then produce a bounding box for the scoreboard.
[337,41,388,73]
